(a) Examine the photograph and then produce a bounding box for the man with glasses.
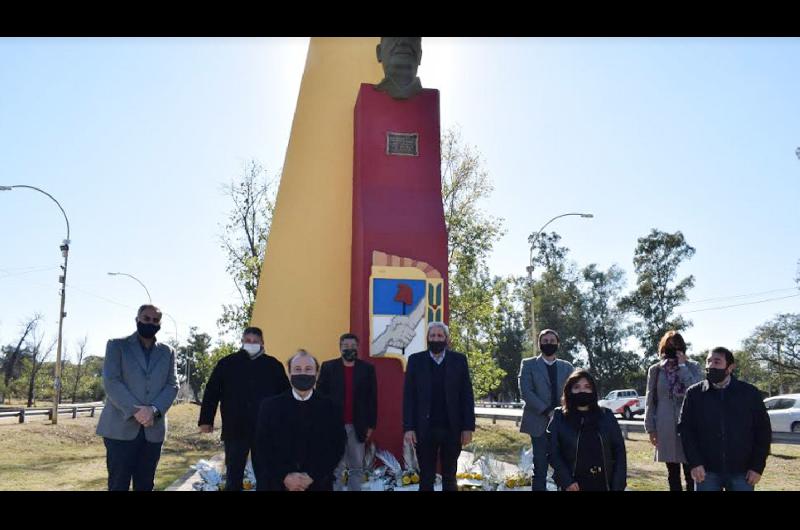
[96,304,179,490]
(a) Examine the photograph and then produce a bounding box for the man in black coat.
[316,333,377,491]
[403,321,475,491]
[678,346,772,491]
[255,349,346,491]
[198,326,290,491]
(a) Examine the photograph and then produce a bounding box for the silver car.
[764,394,800,433]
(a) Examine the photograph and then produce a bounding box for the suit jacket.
[96,332,179,443]
[316,358,377,442]
[518,355,574,437]
[198,350,290,441]
[402,349,476,438]
[254,390,346,491]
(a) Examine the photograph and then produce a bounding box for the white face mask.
[243,343,262,357]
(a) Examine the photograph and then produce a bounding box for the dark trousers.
[666,462,694,491]
[223,437,258,491]
[531,434,550,491]
[104,427,163,491]
[417,427,461,491]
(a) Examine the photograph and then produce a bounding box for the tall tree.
[525,231,584,364]
[492,279,527,400]
[2,314,41,401]
[742,313,800,394]
[218,160,277,337]
[70,336,88,403]
[576,264,640,394]
[619,229,696,367]
[441,126,507,397]
[24,326,55,407]
[177,327,213,401]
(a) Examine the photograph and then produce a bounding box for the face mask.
[428,341,446,354]
[707,368,728,385]
[540,343,558,356]
[137,321,160,339]
[243,343,262,357]
[341,349,357,362]
[291,374,316,391]
[572,392,594,408]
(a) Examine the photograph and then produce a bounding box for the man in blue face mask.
[198,326,290,490]
[96,304,179,491]
[678,347,772,491]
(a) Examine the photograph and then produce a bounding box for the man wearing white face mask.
[198,326,290,490]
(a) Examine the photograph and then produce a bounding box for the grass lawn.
[470,418,800,491]
[2,408,797,491]
[0,403,222,490]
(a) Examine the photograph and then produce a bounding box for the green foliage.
[619,229,696,367]
[218,160,277,338]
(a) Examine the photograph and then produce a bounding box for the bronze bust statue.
[375,37,423,100]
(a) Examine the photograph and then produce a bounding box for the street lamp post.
[1,185,70,424]
[527,212,593,347]
[107,272,152,304]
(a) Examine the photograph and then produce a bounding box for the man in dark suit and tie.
[402,321,475,491]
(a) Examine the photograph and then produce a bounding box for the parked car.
[764,394,800,433]
[598,389,646,420]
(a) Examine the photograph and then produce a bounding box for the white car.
[764,394,800,433]
[598,389,646,420]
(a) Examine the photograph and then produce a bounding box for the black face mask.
[540,343,558,356]
[137,321,160,339]
[291,374,316,391]
[572,392,595,408]
[664,347,678,359]
[428,341,446,354]
[707,368,728,385]
[341,349,357,362]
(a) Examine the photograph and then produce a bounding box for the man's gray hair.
[427,321,450,339]
[286,348,319,371]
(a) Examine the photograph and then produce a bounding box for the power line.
[679,287,799,306]
[682,294,800,314]
[0,266,60,279]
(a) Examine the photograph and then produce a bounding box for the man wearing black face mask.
[518,329,574,491]
[254,350,345,491]
[403,322,475,491]
[96,304,179,490]
[316,333,377,491]
[677,347,772,491]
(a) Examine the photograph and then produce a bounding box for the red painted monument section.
[351,84,449,458]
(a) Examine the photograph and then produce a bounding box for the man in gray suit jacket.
[518,328,574,491]
[96,304,179,491]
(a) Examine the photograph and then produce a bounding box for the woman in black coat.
[547,369,627,491]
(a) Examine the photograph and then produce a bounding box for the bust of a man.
[374,37,423,100]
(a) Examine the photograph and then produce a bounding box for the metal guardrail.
[475,406,800,445]
[0,403,104,423]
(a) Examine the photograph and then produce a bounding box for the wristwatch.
[151,406,161,419]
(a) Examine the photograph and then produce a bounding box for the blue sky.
[1,37,798,362]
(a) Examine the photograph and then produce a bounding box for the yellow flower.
[243,482,253,490]
[402,476,411,485]
[411,474,419,483]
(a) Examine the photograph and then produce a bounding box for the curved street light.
[527,212,594,345]
[107,272,152,304]
[1,185,70,425]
